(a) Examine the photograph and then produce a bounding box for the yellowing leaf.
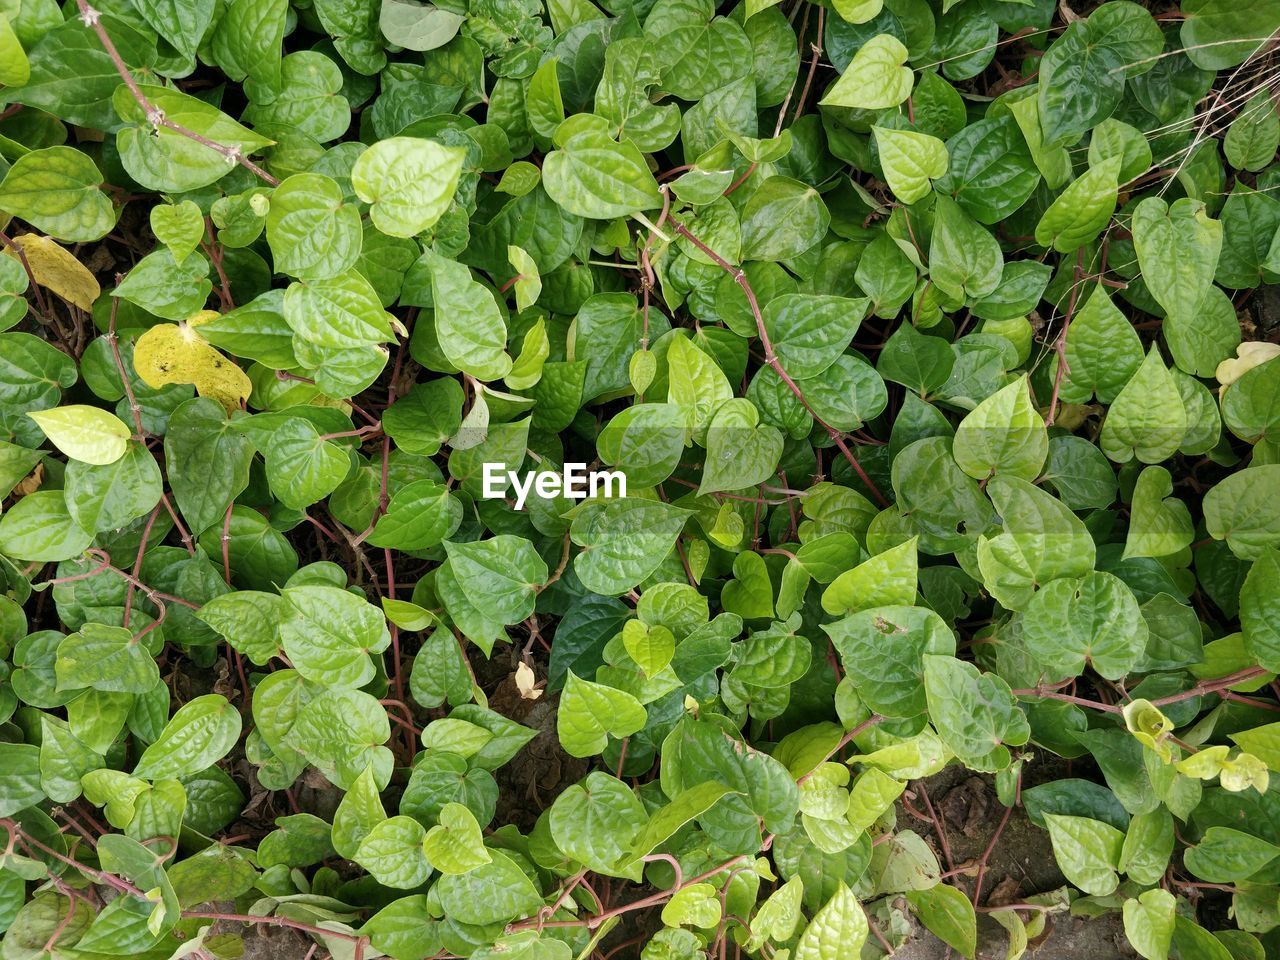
[514,661,542,700]
[27,405,131,465]
[3,233,100,311]
[1217,341,1280,387]
[133,310,252,412]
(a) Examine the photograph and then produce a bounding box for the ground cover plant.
[0,0,1279,956]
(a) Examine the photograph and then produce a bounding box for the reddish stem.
[72,2,279,186]
[667,214,889,506]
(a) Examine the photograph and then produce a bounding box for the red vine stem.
[71,1,279,187]
[1046,249,1084,426]
[506,855,753,933]
[1011,666,1269,714]
[666,213,890,506]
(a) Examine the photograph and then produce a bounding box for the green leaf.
[930,195,1003,302]
[267,173,363,281]
[133,695,241,781]
[1123,466,1193,561]
[543,116,662,219]
[826,605,955,718]
[380,0,464,50]
[114,84,272,192]
[356,815,433,888]
[952,376,1047,482]
[763,295,868,380]
[746,877,804,951]
[288,687,392,789]
[0,147,116,243]
[1034,156,1121,253]
[1023,571,1146,679]
[794,883,868,960]
[423,802,491,874]
[549,771,644,878]
[149,201,205,265]
[976,475,1095,612]
[210,0,286,83]
[284,269,397,351]
[628,781,737,862]
[667,334,732,440]
[244,51,349,141]
[113,248,212,321]
[409,629,473,708]
[906,884,977,959]
[369,480,462,551]
[39,715,103,804]
[1043,813,1124,896]
[940,113,1044,222]
[1179,0,1280,70]
[1204,466,1280,560]
[507,250,544,321]
[731,616,812,687]
[597,403,687,488]
[441,536,547,629]
[570,498,691,596]
[623,621,675,677]
[0,743,44,816]
[259,418,351,509]
[1222,353,1280,443]
[382,379,464,456]
[1240,547,1280,671]
[0,490,93,562]
[557,671,647,758]
[1183,827,1280,883]
[165,397,253,536]
[128,0,214,59]
[434,850,542,926]
[1122,889,1176,960]
[1119,808,1174,886]
[0,14,29,87]
[1225,91,1280,172]
[872,127,948,205]
[739,176,831,262]
[662,883,722,929]
[700,398,784,495]
[55,624,160,695]
[279,585,389,688]
[196,591,285,666]
[820,34,913,109]
[1059,286,1143,404]
[1132,198,1224,376]
[821,538,917,617]
[27,405,130,465]
[424,250,513,381]
[1100,347,1186,464]
[1037,21,1124,146]
[1088,118,1153,184]
[333,763,387,858]
[351,137,466,238]
[923,654,1029,771]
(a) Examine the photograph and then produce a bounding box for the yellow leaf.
[514,661,542,700]
[3,234,100,311]
[1216,341,1280,388]
[133,310,251,412]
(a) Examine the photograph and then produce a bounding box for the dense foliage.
[0,0,1279,956]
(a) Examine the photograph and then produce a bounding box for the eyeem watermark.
[482,463,626,510]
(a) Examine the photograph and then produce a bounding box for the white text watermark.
[482,463,626,510]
